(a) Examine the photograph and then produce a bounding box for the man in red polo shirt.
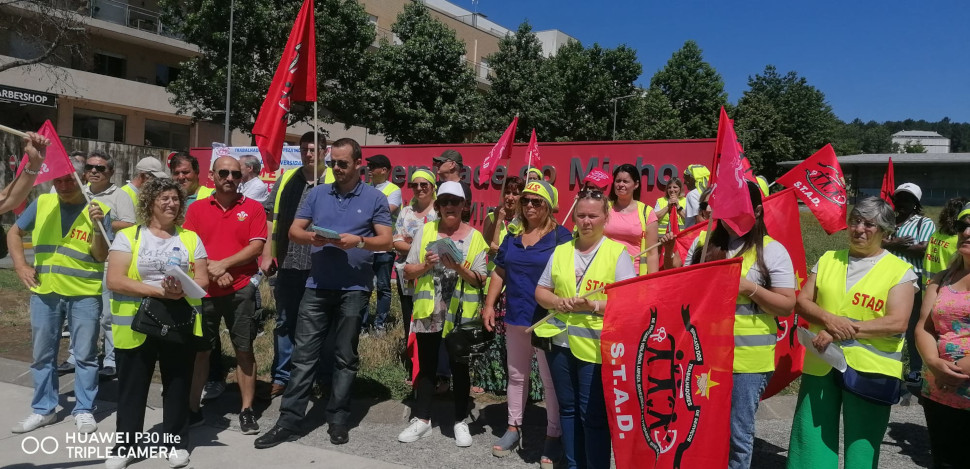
[184,156,267,436]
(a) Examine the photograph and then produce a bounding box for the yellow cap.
[685,164,710,191]
[527,167,543,180]
[958,202,970,221]
[523,180,556,208]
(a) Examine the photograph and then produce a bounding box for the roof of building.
[779,153,970,167]
[892,130,947,139]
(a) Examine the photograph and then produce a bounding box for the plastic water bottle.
[250,270,264,287]
[166,247,181,268]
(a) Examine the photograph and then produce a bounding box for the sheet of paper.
[797,327,847,373]
[165,266,208,299]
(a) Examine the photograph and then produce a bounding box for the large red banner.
[775,144,848,234]
[601,258,741,469]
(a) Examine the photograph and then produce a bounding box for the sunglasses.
[520,197,545,207]
[84,164,107,173]
[409,182,431,190]
[217,169,243,180]
[438,197,463,207]
[955,220,970,232]
[332,160,351,169]
[577,189,605,200]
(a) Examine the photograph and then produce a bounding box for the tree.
[734,65,840,179]
[892,140,928,153]
[617,87,686,140]
[649,40,727,139]
[0,1,89,75]
[364,3,482,144]
[159,0,375,138]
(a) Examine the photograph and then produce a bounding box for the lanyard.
[574,242,602,293]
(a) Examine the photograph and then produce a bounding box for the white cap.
[894,183,922,202]
[437,181,465,199]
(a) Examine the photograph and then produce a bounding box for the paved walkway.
[0,356,931,468]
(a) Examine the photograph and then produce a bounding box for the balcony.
[373,25,491,86]
[86,0,179,39]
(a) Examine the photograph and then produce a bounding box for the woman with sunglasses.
[534,189,635,469]
[786,197,915,469]
[605,164,658,275]
[398,181,488,447]
[393,170,439,380]
[912,202,970,468]
[482,180,570,467]
[654,177,686,236]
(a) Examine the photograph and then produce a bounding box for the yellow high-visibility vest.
[110,225,203,349]
[655,197,686,235]
[411,221,488,337]
[269,167,334,257]
[31,194,109,297]
[121,183,138,208]
[803,250,911,378]
[924,232,959,284]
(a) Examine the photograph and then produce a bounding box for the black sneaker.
[254,425,295,449]
[188,410,204,428]
[56,361,75,376]
[240,408,259,435]
[328,423,349,445]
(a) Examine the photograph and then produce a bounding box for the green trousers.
[787,371,891,469]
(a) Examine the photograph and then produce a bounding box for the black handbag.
[444,278,494,363]
[835,365,902,406]
[131,297,195,344]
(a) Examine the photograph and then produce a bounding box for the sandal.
[540,436,563,469]
[471,386,485,394]
[491,426,520,457]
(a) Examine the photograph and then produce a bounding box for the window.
[144,119,189,150]
[155,64,181,86]
[92,53,127,79]
[73,109,125,143]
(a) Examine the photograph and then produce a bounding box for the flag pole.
[73,172,110,241]
[698,212,715,263]
[0,123,29,139]
[313,101,319,185]
[494,114,519,219]
[559,198,578,225]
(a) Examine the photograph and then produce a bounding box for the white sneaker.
[201,381,225,401]
[104,454,134,469]
[454,421,472,447]
[74,412,97,433]
[168,448,190,468]
[11,412,56,433]
[397,418,432,443]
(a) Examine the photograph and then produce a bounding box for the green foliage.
[734,65,840,178]
[618,87,686,140]
[365,3,483,144]
[892,140,928,153]
[649,40,727,139]
[159,0,375,137]
[832,119,893,155]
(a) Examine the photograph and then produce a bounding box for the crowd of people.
[4,129,970,469]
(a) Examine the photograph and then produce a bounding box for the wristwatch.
[355,236,365,249]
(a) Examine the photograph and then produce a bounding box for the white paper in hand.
[796,327,847,373]
[165,266,207,299]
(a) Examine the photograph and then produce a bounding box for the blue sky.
[458,0,970,123]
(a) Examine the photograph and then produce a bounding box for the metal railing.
[87,0,181,39]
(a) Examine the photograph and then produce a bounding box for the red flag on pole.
[525,128,540,169]
[709,107,756,236]
[479,116,518,182]
[710,109,755,188]
[880,156,895,209]
[760,188,810,399]
[252,0,317,172]
[16,120,74,185]
[602,258,741,469]
[673,222,706,264]
[775,144,848,234]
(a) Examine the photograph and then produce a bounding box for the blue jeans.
[361,252,395,330]
[730,371,773,469]
[277,289,368,428]
[30,294,100,415]
[271,268,310,386]
[546,345,611,469]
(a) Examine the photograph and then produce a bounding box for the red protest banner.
[602,258,741,469]
[525,128,541,169]
[479,116,518,182]
[760,188,810,399]
[775,144,848,234]
[16,120,74,185]
[710,107,755,236]
[672,222,706,264]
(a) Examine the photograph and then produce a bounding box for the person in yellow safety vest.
[527,167,559,212]
[533,189,635,469]
[8,166,111,436]
[786,197,917,469]
[260,131,331,399]
[0,132,50,215]
[483,176,525,257]
[683,164,710,228]
[756,175,770,198]
[169,153,214,207]
[103,177,208,469]
[361,154,402,332]
[122,157,169,208]
[923,197,968,286]
[604,163,659,275]
[668,180,797,469]
[654,176,687,235]
[397,181,488,448]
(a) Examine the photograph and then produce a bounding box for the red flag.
[525,128,541,169]
[775,144,848,234]
[16,120,74,185]
[673,222,706,264]
[602,258,741,469]
[583,168,613,190]
[710,111,755,188]
[709,107,755,235]
[880,157,895,209]
[479,116,518,182]
[407,331,419,384]
[252,0,317,172]
[760,189,810,399]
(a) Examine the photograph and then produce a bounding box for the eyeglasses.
[332,160,351,169]
[438,198,463,207]
[577,189,605,200]
[84,164,107,173]
[409,182,431,190]
[520,197,545,207]
[954,220,970,232]
[217,169,243,180]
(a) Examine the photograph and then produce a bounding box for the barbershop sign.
[0,85,56,108]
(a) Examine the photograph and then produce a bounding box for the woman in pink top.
[603,164,658,275]
[914,202,970,468]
